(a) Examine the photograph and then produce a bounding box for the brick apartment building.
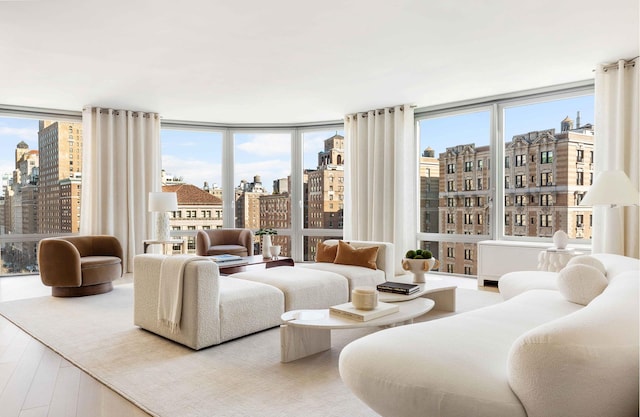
[435,117,594,275]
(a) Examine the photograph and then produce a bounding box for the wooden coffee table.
[280,297,434,362]
[217,255,293,275]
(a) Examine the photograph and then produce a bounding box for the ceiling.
[0,0,638,125]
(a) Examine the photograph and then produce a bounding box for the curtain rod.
[596,56,638,72]
[348,104,417,118]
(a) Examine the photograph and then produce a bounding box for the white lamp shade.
[580,170,640,207]
[148,192,178,212]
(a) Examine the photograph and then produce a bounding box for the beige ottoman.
[230,266,349,311]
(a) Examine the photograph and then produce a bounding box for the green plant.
[255,228,277,236]
[404,249,432,259]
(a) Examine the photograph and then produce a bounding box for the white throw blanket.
[157,255,210,332]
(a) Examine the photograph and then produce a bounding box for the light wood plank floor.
[0,272,492,417]
[0,274,150,417]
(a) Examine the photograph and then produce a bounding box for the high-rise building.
[37,120,83,233]
[438,117,594,275]
[419,147,440,256]
[307,134,344,229]
[260,185,291,255]
[235,175,267,230]
[305,134,345,260]
[2,141,40,272]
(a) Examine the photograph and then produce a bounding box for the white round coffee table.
[280,297,434,362]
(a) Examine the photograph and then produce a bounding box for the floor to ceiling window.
[0,114,83,275]
[160,128,223,253]
[158,124,344,261]
[416,84,594,277]
[417,110,491,276]
[502,94,594,241]
[301,129,345,261]
[233,131,292,256]
[0,84,592,276]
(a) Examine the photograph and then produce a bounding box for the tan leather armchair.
[196,229,254,257]
[38,235,123,297]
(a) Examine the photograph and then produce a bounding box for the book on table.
[377,281,421,295]
[210,254,243,263]
[329,301,399,322]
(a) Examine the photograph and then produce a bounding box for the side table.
[537,248,581,272]
[143,239,186,255]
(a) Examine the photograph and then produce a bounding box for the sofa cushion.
[334,240,378,270]
[299,262,385,291]
[218,276,284,342]
[498,270,558,300]
[557,264,607,306]
[591,253,640,281]
[508,271,639,417]
[229,266,348,311]
[206,244,248,257]
[566,255,607,276]
[316,241,338,263]
[80,255,121,268]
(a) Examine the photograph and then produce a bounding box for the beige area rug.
[0,285,501,417]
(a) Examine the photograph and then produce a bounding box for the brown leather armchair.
[38,235,123,297]
[196,229,254,257]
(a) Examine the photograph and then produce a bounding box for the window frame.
[415,82,594,256]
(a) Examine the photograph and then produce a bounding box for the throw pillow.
[316,241,338,263]
[557,264,608,306]
[566,255,607,276]
[333,240,379,270]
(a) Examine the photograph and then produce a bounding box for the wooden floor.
[0,273,492,417]
[0,274,149,417]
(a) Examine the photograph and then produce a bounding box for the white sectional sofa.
[134,254,284,350]
[339,254,640,417]
[133,240,393,350]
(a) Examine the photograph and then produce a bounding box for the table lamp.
[148,192,178,241]
[580,170,639,207]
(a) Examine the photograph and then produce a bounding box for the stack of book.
[329,301,399,322]
[209,254,246,266]
[376,281,421,295]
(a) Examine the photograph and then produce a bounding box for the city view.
[0,94,594,275]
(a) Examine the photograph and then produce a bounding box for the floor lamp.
[580,170,639,255]
[148,192,178,241]
[580,170,639,207]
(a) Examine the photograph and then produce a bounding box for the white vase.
[269,245,281,260]
[262,234,272,259]
[401,258,441,283]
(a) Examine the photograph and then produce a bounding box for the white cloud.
[0,126,38,144]
[162,155,222,188]
[235,134,291,156]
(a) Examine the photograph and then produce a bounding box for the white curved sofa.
[339,254,640,417]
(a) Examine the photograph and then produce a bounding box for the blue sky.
[420,95,594,156]
[161,129,342,192]
[0,94,594,194]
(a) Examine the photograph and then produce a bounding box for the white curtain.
[344,105,416,273]
[80,108,162,272]
[593,58,639,257]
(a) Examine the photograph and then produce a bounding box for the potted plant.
[402,249,440,283]
[255,228,277,259]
